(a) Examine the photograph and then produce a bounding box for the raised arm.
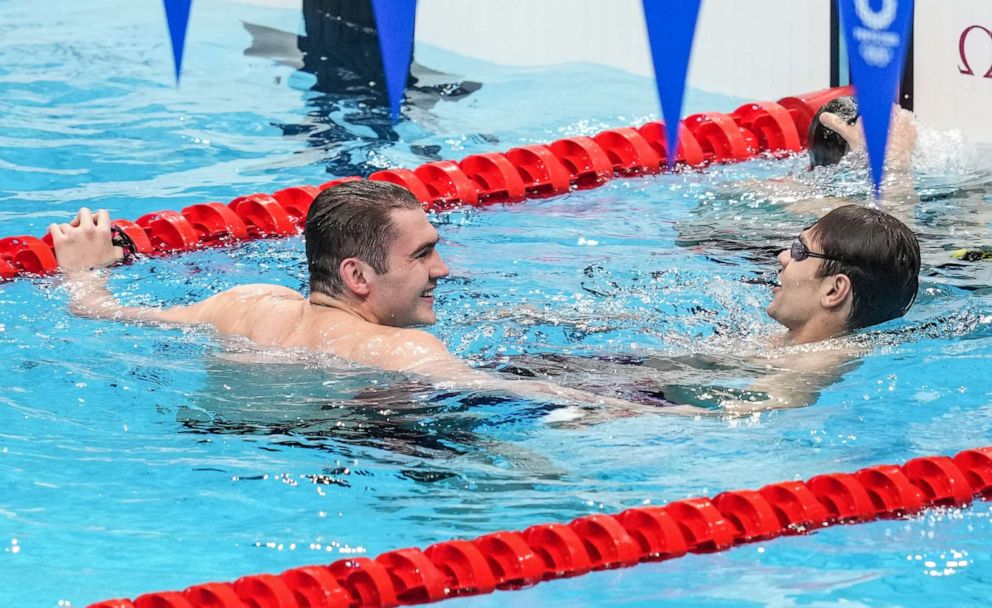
[819,105,917,175]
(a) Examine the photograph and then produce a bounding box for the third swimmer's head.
[808,96,858,169]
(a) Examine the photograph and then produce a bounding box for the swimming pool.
[3,1,992,606]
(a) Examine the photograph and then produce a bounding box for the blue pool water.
[2,1,992,607]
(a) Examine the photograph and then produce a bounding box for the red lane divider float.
[0,86,853,283]
[89,447,992,608]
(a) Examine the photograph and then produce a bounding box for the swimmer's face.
[766,229,836,331]
[366,207,449,327]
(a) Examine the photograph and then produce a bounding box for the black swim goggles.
[789,237,842,264]
[110,225,139,262]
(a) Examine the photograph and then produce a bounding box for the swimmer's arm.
[50,210,261,326]
[820,106,917,175]
[388,331,704,415]
[718,348,854,415]
[58,270,260,327]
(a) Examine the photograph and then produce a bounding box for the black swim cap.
[808,96,858,168]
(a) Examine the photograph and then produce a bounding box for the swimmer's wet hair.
[306,180,422,297]
[810,205,920,330]
[808,96,858,169]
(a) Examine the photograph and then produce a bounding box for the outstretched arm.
[51,208,224,325]
[388,330,704,415]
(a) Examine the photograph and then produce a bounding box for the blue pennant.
[642,0,703,169]
[837,0,914,197]
[371,0,418,123]
[163,0,193,84]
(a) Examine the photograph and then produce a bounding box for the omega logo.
[959,25,992,79]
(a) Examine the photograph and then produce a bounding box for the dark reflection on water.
[244,0,484,177]
[175,352,573,485]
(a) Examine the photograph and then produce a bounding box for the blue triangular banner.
[371,0,418,122]
[837,0,914,197]
[163,0,193,84]
[642,0,703,169]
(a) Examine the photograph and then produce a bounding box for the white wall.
[691,0,831,100]
[415,0,655,75]
[415,0,832,100]
[914,0,992,144]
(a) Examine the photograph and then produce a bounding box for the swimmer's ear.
[820,272,852,310]
[339,257,372,297]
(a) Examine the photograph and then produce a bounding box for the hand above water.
[819,105,917,173]
[49,208,123,272]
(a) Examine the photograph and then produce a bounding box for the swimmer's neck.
[308,292,378,324]
[781,320,849,346]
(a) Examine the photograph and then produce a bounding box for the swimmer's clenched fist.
[49,207,123,271]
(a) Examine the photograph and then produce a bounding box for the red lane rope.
[0,86,853,282]
[88,447,992,608]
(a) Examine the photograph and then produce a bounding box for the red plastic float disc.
[228,193,298,238]
[757,481,830,532]
[683,112,754,162]
[636,121,706,167]
[712,489,784,542]
[133,591,193,608]
[414,161,480,208]
[181,203,250,246]
[902,456,974,507]
[615,506,689,560]
[854,464,926,516]
[522,523,593,579]
[110,219,154,254]
[592,127,663,175]
[0,235,60,275]
[504,145,572,198]
[568,514,641,569]
[423,540,497,597]
[0,256,19,280]
[953,447,992,497]
[458,153,526,204]
[663,497,736,552]
[232,574,298,608]
[327,557,399,608]
[272,185,321,228]
[806,473,878,522]
[376,547,449,604]
[472,531,545,589]
[547,136,614,188]
[135,211,201,253]
[279,566,354,608]
[732,101,803,154]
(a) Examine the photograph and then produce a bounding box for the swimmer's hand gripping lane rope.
[0,86,854,282]
[88,447,992,608]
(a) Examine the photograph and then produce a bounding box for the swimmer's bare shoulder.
[151,283,303,328]
[343,326,457,372]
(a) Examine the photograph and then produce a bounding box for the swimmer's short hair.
[305,180,422,297]
[810,205,920,330]
[808,96,858,169]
